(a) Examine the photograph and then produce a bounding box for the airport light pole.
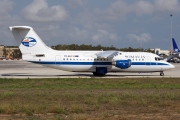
[170,14,173,54]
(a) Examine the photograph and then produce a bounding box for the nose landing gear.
[160,72,164,76]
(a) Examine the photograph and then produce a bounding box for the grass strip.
[0,78,179,119]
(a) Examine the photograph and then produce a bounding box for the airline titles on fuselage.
[124,55,146,62]
[125,55,146,59]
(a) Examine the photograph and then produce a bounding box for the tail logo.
[22,37,37,47]
[175,49,178,52]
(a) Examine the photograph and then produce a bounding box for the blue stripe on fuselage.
[30,61,169,66]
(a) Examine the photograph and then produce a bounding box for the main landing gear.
[93,72,106,76]
[93,67,107,76]
[160,72,164,76]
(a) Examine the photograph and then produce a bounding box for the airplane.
[9,26,174,76]
[172,38,180,58]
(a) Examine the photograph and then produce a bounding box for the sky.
[1,0,180,50]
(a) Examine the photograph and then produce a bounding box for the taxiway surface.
[0,60,179,78]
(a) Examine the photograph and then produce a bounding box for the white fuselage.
[9,26,175,76]
[24,50,174,73]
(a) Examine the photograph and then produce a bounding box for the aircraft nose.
[169,63,175,69]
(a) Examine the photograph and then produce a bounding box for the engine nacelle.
[112,59,131,69]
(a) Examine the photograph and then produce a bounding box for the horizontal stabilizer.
[9,26,32,31]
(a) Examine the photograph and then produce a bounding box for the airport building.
[0,45,5,58]
[153,48,170,56]
[0,45,21,59]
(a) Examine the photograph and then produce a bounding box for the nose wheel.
[160,72,164,76]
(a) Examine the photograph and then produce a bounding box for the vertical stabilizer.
[9,26,50,55]
[172,38,180,52]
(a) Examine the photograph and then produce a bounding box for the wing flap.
[96,51,119,58]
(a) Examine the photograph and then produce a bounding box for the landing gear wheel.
[93,72,98,76]
[160,72,164,76]
[93,67,107,76]
[93,72,106,76]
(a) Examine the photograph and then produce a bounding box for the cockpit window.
[155,57,163,61]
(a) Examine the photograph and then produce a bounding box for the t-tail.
[9,26,53,60]
[172,38,180,52]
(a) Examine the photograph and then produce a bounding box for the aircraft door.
[55,55,61,65]
[146,56,151,65]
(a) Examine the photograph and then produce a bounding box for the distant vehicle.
[167,58,174,63]
[167,57,180,63]
[9,26,174,76]
[172,57,180,63]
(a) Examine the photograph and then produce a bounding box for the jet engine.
[112,59,131,69]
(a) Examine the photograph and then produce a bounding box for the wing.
[96,51,119,58]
